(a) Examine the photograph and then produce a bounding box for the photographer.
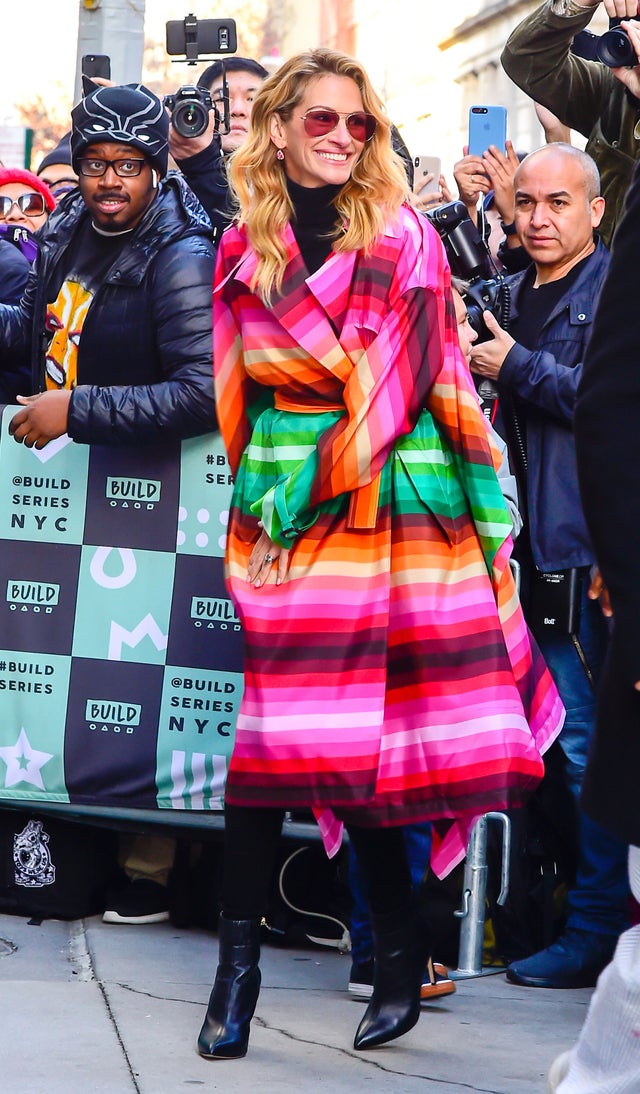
[169,57,268,239]
[469,142,630,993]
[502,0,640,246]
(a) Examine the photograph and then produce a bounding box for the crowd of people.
[0,0,639,1087]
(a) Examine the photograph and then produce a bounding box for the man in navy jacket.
[0,82,215,449]
[469,142,630,990]
[0,83,216,925]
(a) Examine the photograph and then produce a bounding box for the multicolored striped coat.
[213,203,564,876]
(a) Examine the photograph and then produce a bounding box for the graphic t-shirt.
[44,221,129,390]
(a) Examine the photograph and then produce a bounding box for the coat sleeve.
[259,287,446,543]
[0,240,30,305]
[213,230,273,474]
[255,235,462,545]
[176,140,232,243]
[575,162,640,685]
[501,2,614,139]
[67,234,216,445]
[499,341,584,425]
[0,256,38,399]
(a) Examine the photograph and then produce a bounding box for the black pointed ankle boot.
[197,915,262,1060]
[353,901,430,1050]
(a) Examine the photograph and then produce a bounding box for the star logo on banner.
[0,728,54,790]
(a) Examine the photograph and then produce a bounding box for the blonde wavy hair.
[227,47,410,302]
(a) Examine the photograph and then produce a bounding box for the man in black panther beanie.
[0,83,217,925]
[0,82,215,446]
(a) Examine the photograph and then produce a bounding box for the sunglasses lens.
[0,198,10,217]
[347,113,376,141]
[20,194,45,215]
[303,109,339,137]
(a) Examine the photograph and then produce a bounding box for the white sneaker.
[547,1049,573,1092]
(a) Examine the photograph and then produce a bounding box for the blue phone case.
[468,105,507,157]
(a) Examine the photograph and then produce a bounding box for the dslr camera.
[426,200,510,342]
[596,17,640,68]
[164,85,214,139]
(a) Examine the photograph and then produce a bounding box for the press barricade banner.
[0,407,240,815]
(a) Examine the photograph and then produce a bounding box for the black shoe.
[102,879,170,925]
[353,901,430,1050]
[197,916,262,1060]
[505,927,617,989]
[349,956,455,1003]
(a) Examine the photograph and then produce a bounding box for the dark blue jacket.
[175,139,232,243]
[0,172,216,444]
[499,239,610,572]
[0,238,29,306]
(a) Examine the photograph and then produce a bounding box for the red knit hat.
[0,168,56,211]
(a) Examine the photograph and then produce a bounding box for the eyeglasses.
[77,157,146,178]
[0,193,47,218]
[300,108,377,142]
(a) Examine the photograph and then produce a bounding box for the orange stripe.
[274,393,344,413]
[347,473,381,529]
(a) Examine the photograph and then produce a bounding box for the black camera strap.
[572,632,595,690]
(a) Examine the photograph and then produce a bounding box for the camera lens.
[596,27,638,68]
[173,99,209,139]
[466,301,491,342]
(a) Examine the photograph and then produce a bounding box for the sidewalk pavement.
[0,911,592,1094]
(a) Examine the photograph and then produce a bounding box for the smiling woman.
[196,44,564,1066]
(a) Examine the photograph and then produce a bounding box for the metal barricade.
[452,811,511,978]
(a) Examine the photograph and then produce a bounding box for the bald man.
[469,143,630,991]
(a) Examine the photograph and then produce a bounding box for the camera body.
[427,200,494,282]
[164,85,214,139]
[463,277,511,344]
[426,200,510,342]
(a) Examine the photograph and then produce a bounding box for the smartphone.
[413,155,441,189]
[468,105,507,157]
[166,17,237,58]
[82,54,111,80]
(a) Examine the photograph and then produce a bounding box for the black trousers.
[221,803,413,920]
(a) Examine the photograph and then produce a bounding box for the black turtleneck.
[286,177,343,275]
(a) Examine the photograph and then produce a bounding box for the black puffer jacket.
[0,172,216,444]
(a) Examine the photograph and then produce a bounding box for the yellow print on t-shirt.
[45,279,93,391]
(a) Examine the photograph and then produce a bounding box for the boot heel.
[197,916,261,1060]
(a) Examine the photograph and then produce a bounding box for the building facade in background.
[282,0,606,178]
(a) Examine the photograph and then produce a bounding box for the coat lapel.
[225,224,356,384]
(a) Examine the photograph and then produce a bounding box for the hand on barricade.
[9,391,71,448]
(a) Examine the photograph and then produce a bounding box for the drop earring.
[276,148,285,160]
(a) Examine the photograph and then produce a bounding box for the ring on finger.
[263,553,274,564]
